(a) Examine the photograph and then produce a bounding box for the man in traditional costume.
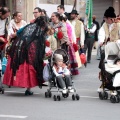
[98,7,120,93]
[98,7,120,61]
[70,10,85,68]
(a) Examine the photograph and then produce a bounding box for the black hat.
[104,7,116,18]
[71,10,79,15]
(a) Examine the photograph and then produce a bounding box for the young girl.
[53,54,74,94]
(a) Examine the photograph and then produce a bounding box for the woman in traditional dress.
[6,12,27,55]
[8,11,27,40]
[60,15,79,75]
[50,12,69,51]
[3,16,48,95]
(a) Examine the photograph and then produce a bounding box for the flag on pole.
[85,0,93,28]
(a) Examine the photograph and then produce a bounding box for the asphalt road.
[0,52,120,120]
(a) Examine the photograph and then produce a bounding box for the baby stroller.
[98,46,120,103]
[44,49,80,101]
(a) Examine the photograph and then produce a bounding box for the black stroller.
[98,46,120,103]
[44,49,80,101]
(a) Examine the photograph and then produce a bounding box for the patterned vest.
[103,22,120,42]
[70,20,82,38]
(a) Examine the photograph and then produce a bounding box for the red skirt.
[3,58,39,88]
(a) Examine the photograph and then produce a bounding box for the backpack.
[43,63,53,81]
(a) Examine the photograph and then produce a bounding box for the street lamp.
[61,0,64,5]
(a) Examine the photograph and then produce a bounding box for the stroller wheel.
[110,95,118,103]
[103,92,108,100]
[76,94,80,100]
[45,92,49,98]
[53,95,57,101]
[57,95,61,101]
[115,95,120,103]
[0,88,4,94]
[49,92,52,98]
[99,92,104,100]
[2,89,4,94]
[72,94,75,101]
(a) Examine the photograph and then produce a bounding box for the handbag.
[80,48,86,64]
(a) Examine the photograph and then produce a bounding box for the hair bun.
[108,7,115,12]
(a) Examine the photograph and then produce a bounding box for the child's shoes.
[62,88,67,94]
[68,86,74,93]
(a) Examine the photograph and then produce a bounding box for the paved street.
[0,51,120,120]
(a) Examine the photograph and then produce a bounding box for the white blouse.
[0,19,6,36]
[8,19,27,36]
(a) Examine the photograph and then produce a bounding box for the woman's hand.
[66,41,70,45]
[0,37,5,42]
[10,33,16,38]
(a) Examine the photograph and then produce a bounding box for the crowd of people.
[1,5,120,96]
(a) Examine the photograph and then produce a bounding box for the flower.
[73,43,78,52]
[57,31,63,40]
[45,40,50,47]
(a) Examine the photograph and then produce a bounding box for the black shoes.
[25,90,33,96]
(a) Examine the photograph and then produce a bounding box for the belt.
[76,38,80,44]
[76,38,80,41]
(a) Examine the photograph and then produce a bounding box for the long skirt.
[68,44,79,75]
[3,58,39,88]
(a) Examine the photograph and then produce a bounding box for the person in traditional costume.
[61,15,79,75]
[3,16,48,95]
[70,10,85,68]
[50,12,69,51]
[7,11,27,48]
[98,7,120,92]
[0,7,10,92]
[98,7,120,61]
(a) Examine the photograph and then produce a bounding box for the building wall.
[113,0,120,16]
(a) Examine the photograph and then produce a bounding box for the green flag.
[85,0,93,28]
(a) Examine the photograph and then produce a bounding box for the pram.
[44,49,80,101]
[98,46,120,103]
